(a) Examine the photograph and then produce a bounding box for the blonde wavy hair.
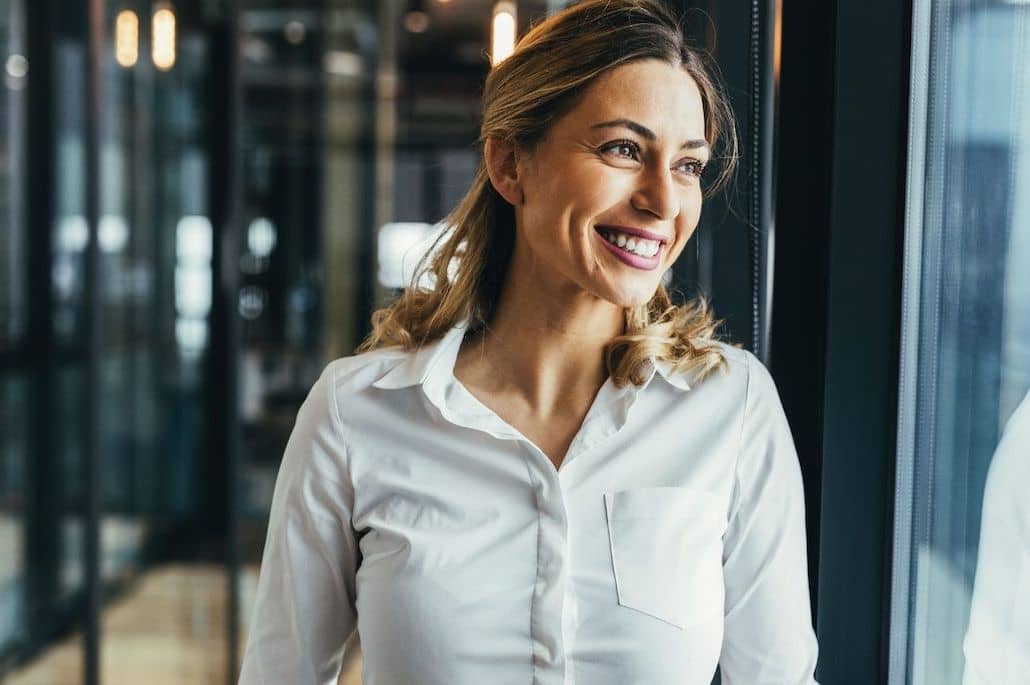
[358,0,739,386]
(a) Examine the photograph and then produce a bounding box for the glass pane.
[98,3,228,683]
[53,37,88,346]
[0,0,26,655]
[891,2,1030,683]
[0,0,26,346]
[6,4,86,682]
[0,375,27,651]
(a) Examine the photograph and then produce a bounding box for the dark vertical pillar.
[206,2,243,681]
[747,0,776,362]
[83,0,105,683]
[24,0,59,650]
[768,0,837,616]
[355,8,379,346]
[815,0,910,681]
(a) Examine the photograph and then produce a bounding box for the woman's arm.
[718,353,820,684]
[238,362,360,685]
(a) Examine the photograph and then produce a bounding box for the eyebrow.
[590,118,709,151]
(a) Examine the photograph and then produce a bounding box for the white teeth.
[601,229,661,258]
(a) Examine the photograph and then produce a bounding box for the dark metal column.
[82,0,105,683]
[768,0,836,618]
[815,0,911,681]
[24,0,59,655]
[206,2,244,681]
[747,0,776,362]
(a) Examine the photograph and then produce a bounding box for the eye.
[675,158,707,178]
[599,139,641,161]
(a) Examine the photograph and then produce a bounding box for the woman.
[238,1,820,683]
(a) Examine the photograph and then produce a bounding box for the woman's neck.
[455,262,624,418]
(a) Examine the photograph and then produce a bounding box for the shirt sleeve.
[238,362,360,685]
[962,390,1030,684]
[718,352,820,684]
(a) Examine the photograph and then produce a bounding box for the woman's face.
[509,58,709,309]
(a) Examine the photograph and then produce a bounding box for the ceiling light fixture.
[404,0,431,33]
[115,10,139,68]
[491,1,517,66]
[152,3,176,71]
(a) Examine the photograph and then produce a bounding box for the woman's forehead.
[565,60,706,141]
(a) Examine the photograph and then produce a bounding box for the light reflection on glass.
[175,216,211,359]
[238,285,266,320]
[176,215,212,263]
[57,215,89,253]
[284,20,306,45]
[4,54,27,91]
[98,214,129,253]
[174,266,211,317]
[246,217,276,258]
[324,50,362,78]
[175,318,208,356]
[376,221,439,289]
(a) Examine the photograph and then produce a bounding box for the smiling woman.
[486,59,709,311]
[358,0,739,389]
[238,2,820,684]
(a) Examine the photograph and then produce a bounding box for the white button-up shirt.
[238,324,820,685]
[963,388,1030,684]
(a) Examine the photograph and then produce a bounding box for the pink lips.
[594,227,663,270]
[596,225,669,243]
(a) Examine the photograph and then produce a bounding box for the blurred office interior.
[1,0,1028,684]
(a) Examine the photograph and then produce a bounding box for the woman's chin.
[603,283,660,309]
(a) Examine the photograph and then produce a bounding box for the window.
[890,1,1030,682]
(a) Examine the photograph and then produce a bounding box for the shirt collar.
[371,322,692,393]
[371,323,692,460]
[648,358,693,392]
[371,323,467,391]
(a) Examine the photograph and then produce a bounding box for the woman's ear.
[484,137,524,206]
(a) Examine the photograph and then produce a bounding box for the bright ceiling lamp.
[152,3,176,71]
[115,10,139,68]
[491,1,517,66]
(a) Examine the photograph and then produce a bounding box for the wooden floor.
[4,564,363,685]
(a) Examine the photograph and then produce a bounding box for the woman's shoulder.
[322,345,412,395]
[680,339,772,396]
[298,347,419,443]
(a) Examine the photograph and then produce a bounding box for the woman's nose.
[630,166,680,221]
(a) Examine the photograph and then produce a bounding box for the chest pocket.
[604,486,726,629]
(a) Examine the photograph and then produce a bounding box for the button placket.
[523,443,572,685]
[560,538,579,685]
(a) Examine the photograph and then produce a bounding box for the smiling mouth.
[594,226,663,258]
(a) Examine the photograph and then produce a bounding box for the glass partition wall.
[0,0,29,672]
[890,1,1030,683]
[5,2,229,683]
